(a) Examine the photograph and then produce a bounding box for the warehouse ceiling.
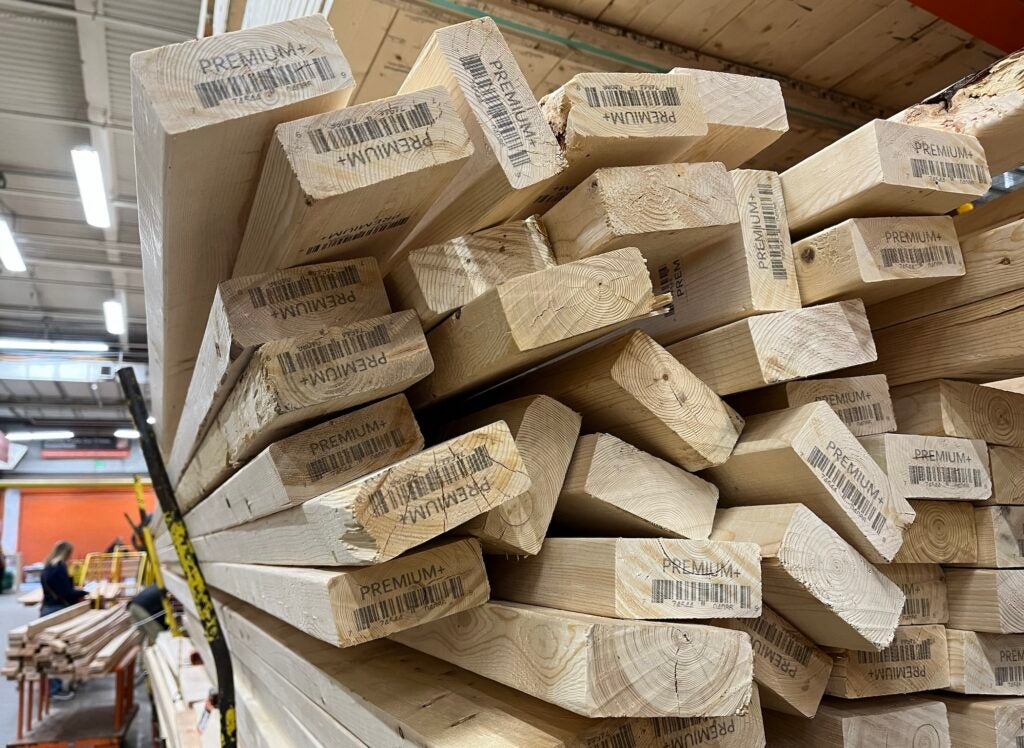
[0,0,1011,435]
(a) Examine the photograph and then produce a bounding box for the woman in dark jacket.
[40,540,87,616]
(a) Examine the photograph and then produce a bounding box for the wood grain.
[858,433,992,501]
[825,624,950,698]
[892,500,977,564]
[946,628,1024,696]
[874,564,949,626]
[891,379,1024,448]
[946,569,1024,634]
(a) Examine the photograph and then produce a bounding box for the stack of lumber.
[130,11,1024,748]
[143,631,219,748]
[3,602,139,681]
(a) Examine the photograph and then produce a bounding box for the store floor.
[0,589,152,747]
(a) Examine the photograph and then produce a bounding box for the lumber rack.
[116,367,236,748]
[9,645,140,748]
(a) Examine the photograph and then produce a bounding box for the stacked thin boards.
[127,11,1024,748]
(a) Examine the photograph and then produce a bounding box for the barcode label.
[910,158,987,184]
[1018,539,1024,557]
[996,665,1024,685]
[307,102,435,154]
[352,576,465,631]
[277,324,390,374]
[835,402,884,426]
[856,639,932,664]
[747,616,812,666]
[880,245,957,267]
[459,54,530,168]
[306,429,404,482]
[908,464,983,488]
[368,446,493,517]
[807,447,887,534]
[583,85,681,108]
[249,265,361,308]
[584,725,636,748]
[758,183,788,281]
[195,57,335,109]
[651,580,751,608]
[304,215,409,256]
[1015,737,1024,748]
[902,597,931,619]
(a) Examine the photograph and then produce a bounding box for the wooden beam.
[890,379,1024,448]
[966,506,1024,568]
[946,628,1024,695]
[793,216,964,305]
[488,537,761,620]
[182,395,422,538]
[710,503,904,651]
[232,86,473,277]
[781,119,990,237]
[383,217,555,332]
[987,446,1024,504]
[825,624,950,698]
[408,247,668,407]
[202,538,486,647]
[955,188,1024,240]
[518,71,708,215]
[541,162,740,268]
[390,601,754,718]
[394,16,564,250]
[946,568,1024,633]
[727,375,897,437]
[763,696,951,746]
[499,330,743,472]
[445,395,581,555]
[639,168,801,346]
[131,16,355,446]
[555,432,719,539]
[893,500,978,564]
[930,694,1024,748]
[669,68,788,168]
[857,433,992,501]
[892,49,1024,175]
[175,310,432,509]
[703,402,914,564]
[665,300,877,396]
[874,564,949,626]
[868,217,1024,330]
[167,258,390,484]
[218,591,765,747]
[715,605,833,718]
[192,421,530,565]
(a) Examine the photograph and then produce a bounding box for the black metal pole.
[116,366,236,748]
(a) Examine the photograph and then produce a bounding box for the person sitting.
[40,540,88,701]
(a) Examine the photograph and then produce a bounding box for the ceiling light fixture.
[71,146,111,229]
[103,299,125,336]
[0,219,26,272]
[113,428,139,439]
[6,430,74,441]
[0,338,110,353]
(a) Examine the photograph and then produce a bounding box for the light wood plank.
[891,379,1024,448]
[930,693,1024,748]
[825,624,950,698]
[893,500,977,564]
[192,421,529,565]
[985,446,1024,505]
[967,506,1024,569]
[665,299,877,396]
[763,696,951,747]
[947,629,1024,696]
[390,601,754,718]
[946,569,1024,634]
[858,433,992,501]
[874,563,948,626]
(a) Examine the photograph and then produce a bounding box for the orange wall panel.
[18,487,156,565]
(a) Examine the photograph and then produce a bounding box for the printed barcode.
[910,158,987,184]
[1016,737,1024,748]
[368,446,493,517]
[856,638,932,664]
[835,402,884,426]
[277,324,390,374]
[653,716,705,738]
[307,102,435,154]
[352,576,465,632]
[901,596,931,619]
[747,616,812,666]
[807,447,887,534]
[304,215,409,255]
[651,580,752,609]
[880,245,957,268]
[584,725,636,748]
[306,429,404,482]
[1017,538,1024,557]
[195,57,335,109]
[908,464,983,488]
[459,54,530,168]
[996,664,1024,685]
[248,265,361,308]
[757,183,788,280]
[583,85,681,108]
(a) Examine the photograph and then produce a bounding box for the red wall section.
[17,486,156,565]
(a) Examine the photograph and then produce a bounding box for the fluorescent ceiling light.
[0,338,109,352]
[0,219,26,272]
[113,428,139,439]
[6,430,74,441]
[71,146,111,229]
[146,416,156,424]
[103,299,125,336]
